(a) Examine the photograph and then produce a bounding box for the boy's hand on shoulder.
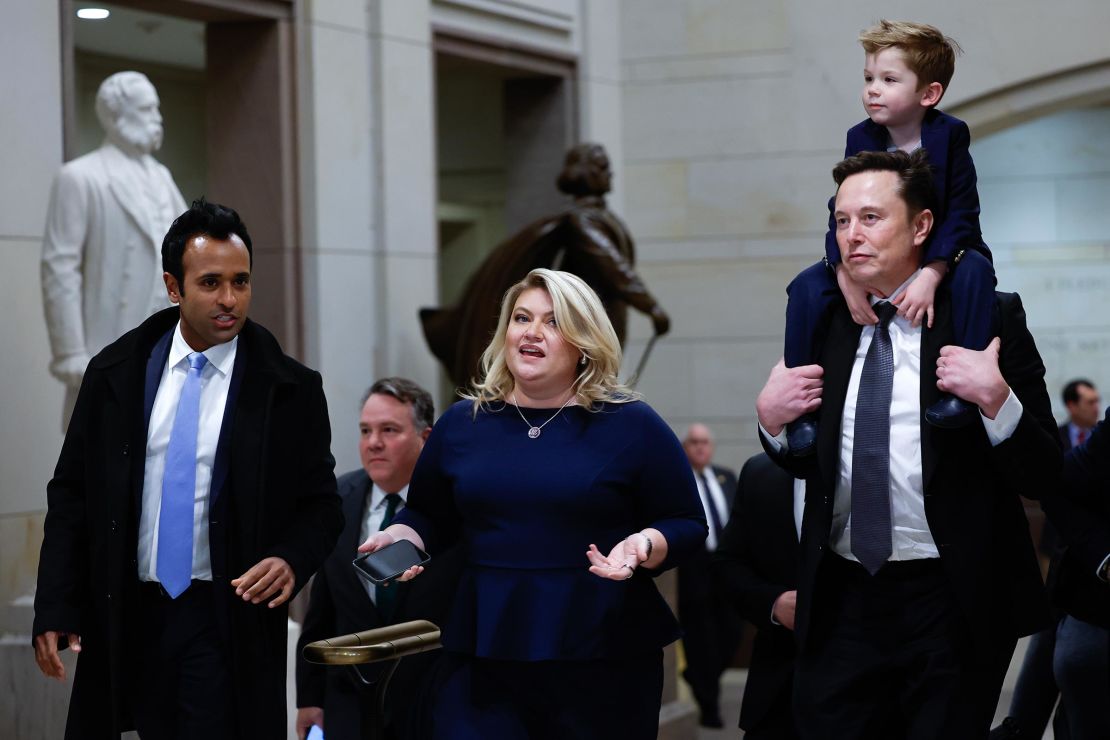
[893,262,946,329]
[836,266,877,326]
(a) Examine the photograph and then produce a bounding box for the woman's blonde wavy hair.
[463,268,640,412]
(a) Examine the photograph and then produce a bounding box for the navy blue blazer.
[824,108,990,268]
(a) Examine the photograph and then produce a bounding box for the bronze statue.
[421,143,670,388]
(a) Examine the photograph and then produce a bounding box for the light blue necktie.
[157,351,208,598]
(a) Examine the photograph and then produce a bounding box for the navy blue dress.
[393,398,706,737]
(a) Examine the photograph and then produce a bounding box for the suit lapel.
[342,476,376,606]
[817,307,862,500]
[210,340,247,505]
[921,292,952,493]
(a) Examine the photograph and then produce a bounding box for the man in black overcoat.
[33,199,343,739]
[756,150,1061,738]
[713,453,801,739]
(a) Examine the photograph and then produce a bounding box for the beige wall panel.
[620,0,787,59]
[0,241,62,516]
[978,179,1059,246]
[685,155,834,236]
[307,249,376,475]
[0,1,62,240]
[378,39,437,256]
[305,22,375,252]
[622,75,798,160]
[378,252,441,394]
[306,0,370,33]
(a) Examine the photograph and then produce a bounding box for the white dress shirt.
[359,483,409,602]
[138,324,237,582]
[762,273,1023,564]
[693,467,730,551]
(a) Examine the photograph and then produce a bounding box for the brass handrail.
[301,619,441,665]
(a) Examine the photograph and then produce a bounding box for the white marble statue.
[41,71,186,426]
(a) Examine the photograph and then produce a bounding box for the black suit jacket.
[296,469,464,739]
[678,465,738,603]
[713,454,799,736]
[764,290,1060,655]
[33,307,343,739]
[1043,412,1110,629]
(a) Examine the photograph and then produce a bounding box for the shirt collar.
[167,321,238,377]
[370,482,409,509]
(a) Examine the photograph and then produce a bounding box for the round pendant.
[527,427,541,439]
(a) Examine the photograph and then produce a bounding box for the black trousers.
[132,580,236,740]
[794,554,1013,740]
[680,593,743,717]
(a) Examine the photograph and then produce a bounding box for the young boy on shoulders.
[785,19,995,454]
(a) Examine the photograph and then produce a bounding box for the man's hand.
[33,631,81,681]
[756,359,824,437]
[936,337,1010,419]
[49,354,90,387]
[837,265,878,326]
[892,262,945,328]
[771,590,796,631]
[296,707,323,740]
[231,556,295,607]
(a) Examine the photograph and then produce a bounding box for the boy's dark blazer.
[33,306,343,739]
[824,108,990,267]
[713,454,799,738]
[296,468,464,739]
[762,288,1060,660]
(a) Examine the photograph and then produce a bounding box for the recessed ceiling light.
[76,8,110,20]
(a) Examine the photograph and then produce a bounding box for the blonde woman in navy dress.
[359,268,707,739]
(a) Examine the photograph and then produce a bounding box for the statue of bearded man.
[41,71,186,427]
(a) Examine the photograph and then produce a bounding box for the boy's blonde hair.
[463,268,639,413]
[859,20,961,101]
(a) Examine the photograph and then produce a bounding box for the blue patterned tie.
[851,302,896,575]
[157,352,208,598]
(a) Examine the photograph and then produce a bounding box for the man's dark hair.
[833,149,937,218]
[362,377,435,432]
[1063,379,1096,406]
[161,198,253,293]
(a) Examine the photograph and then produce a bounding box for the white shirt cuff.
[769,602,780,625]
[758,422,787,452]
[1097,553,1110,582]
[980,389,1022,446]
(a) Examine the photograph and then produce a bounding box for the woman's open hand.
[586,535,650,581]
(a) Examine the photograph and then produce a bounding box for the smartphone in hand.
[352,540,430,585]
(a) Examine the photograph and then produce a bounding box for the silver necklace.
[511,393,575,439]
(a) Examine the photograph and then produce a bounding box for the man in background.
[296,377,462,740]
[679,423,744,728]
[713,453,801,739]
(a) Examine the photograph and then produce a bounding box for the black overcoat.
[33,306,343,739]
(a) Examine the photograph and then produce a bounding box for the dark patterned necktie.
[374,493,402,619]
[851,302,897,575]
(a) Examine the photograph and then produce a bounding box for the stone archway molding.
[949,58,1110,138]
